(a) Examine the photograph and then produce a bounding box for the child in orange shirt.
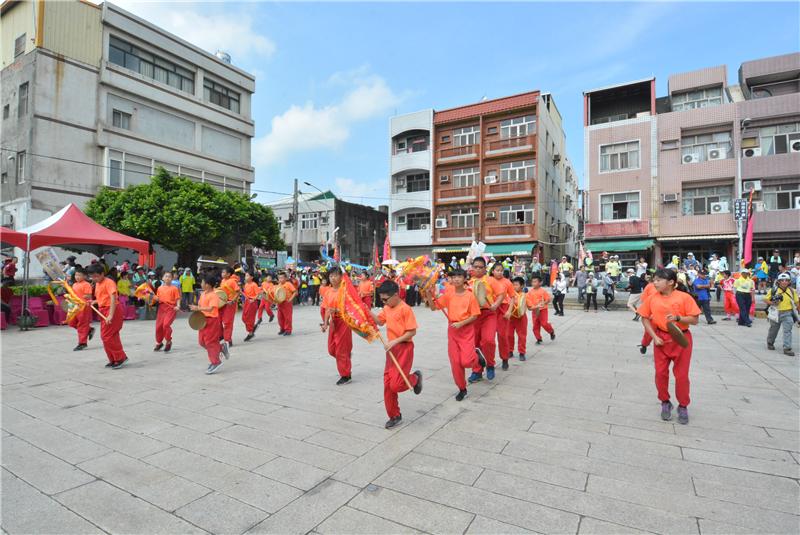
[526,274,555,345]
[637,268,701,424]
[429,268,482,401]
[321,267,353,384]
[257,273,275,324]
[373,280,422,429]
[318,276,332,322]
[503,277,528,361]
[469,257,507,382]
[153,271,181,352]
[191,274,228,374]
[69,268,95,351]
[358,272,374,310]
[277,271,296,336]
[219,267,240,346]
[242,271,261,342]
[638,280,659,354]
[491,262,515,369]
[88,263,128,369]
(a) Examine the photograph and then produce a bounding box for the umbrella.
[382,259,399,266]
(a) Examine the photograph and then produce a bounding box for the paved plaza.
[1,305,799,534]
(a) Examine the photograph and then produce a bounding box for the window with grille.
[681,132,732,163]
[406,173,429,192]
[500,160,535,182]
[599,141,640,172]
[301,213,318,230]
[450,208,478,228]
[18,83,28,116]
[499,204,534,225]
[500,115,535,139]
[758,123,800,155]
[112,109,131,129]
[14,34,26,58]
[16,151,26,184]
[682,185,733,215]
[600,192,640,220]
[452,167,478,188]
[452,126,479,146]
[763,183,800,210]
[672,86,723,111]
[406,212,430,230]
[109,36,195,94]
[204,79,240,113]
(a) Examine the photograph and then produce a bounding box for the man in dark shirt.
[693,269,716,324]
[625,269,643,320]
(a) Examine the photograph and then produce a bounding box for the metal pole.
[736,137,743,271]
[292,178,299,260]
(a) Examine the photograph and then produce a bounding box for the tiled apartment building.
[389,92,579,263]
[583,52,800,269]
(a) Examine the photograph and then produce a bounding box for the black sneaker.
[507,351,513,360]
[632,314,640,321]
[767,343,775,350]
[677,405,689,425]
[501,359,509,371]
[535,340,543,345]
[256,317,263,326]
[550,332,556,341]
[269,315,275,322]
[336,376,351,386]
[88,327,95,340]
[153,343,163,352]
[708,320,717,325]
[475,348,486,369]
[253,321,259,334]
[661,400,673,421]
[73,344,87,351]
[283,332,291,336]
[221,341,230,360]
[385,415,402,429]
[164,341,172,353]
[206,361,223,375]
[278,330,285,335]
[104,361,114,368]
[455,389,468,402]
[639,345,647,355]
[244,333,254,342]
[413,371,423,395]
[112,358,128,369]
[519,354,527,361]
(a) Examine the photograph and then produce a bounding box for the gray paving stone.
[305,429,378,456]
[127,400,233,434]
[150,425,276,470]
[428,427,509,453]
[397,451,484,485]
[73,400,175,435]
[175,492,269,535]
[57,414,171,459]
[253,457,333,491]
[143,447,248,490]
[270,407,391,443]
[316,506,421,534]
[681,447,800,478]
[6,419,110,465]
[577,518,648,534]
[1,469,102,535]
[1,436,95,495]
[203,404,320,440]
[54,479,205,534]
[693,477,800,515]
[247,479,360,534]
[220,471,303,513]
[465,515,536,534]
[698,519,768,534]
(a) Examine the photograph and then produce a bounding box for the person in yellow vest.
[764,273,799,356]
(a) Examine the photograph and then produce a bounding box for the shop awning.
[483,243,537,256]
[658,235,737,242]
[584,238,654,252]
[432,246,470,253]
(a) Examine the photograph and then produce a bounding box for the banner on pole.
[35,248,66,281]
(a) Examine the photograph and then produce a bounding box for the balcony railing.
[485,180,534,197]
[485,135,535,156]
[484,223,535,238]
[393,145,429,155]
[437,144,479,162]
[584,220,649,238]
[438,186,478,201]
[436,227,475,240]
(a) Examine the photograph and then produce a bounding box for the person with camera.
[764,273,799,356]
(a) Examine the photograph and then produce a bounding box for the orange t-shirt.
[155,284,180,306]
[198,290,220,318]
[525,287,551,309]
[243,281,260,300]
[72,280,93,302]
[281,281,297,300]
[435,289,480,323]
[220,277,239,301]
[261,281,273,300]
[641,283,657,303]
[492,276,514,305]
[377,300,418,341]
[358,280,374,297]
[637,290,701,332]
[322,284,339,311]
[319,285,332,304]
[94,277,118,308]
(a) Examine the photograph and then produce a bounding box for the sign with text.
[734,198,748,221]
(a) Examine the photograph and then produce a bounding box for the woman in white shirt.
[552,274,568,316]
[635,258,648,277]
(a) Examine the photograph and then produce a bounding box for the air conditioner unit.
[753,201,765,212]
[419,223,429,230]
[682,153,700,164]
[662,193,679,203]
[742,180,762,192]
[485,211,497,220]
[484,175,497,185]
[439,175,450,184]
[435,218,448,229]
[742,147,761,158]
[553,154,561,163]
[707,148,727,160]
[790,140,800,153]
[710,201,730,214]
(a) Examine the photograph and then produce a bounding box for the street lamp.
[736,117,751,269]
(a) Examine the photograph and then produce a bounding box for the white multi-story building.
[1,0,255,234]
[388,109,434,259]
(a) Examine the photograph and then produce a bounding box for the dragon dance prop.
[35,248,107,321]
[336,275,413,390]
[134,282,155,305]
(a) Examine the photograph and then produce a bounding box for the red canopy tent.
[0,227,28,250]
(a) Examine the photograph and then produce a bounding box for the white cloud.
[254,71,404,166]
[108,1,276,59]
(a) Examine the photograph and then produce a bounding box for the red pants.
[328,315,353,377]
[99,304,126,364]
[642,330,652,347]
[531,308,554,341]
[320,306,327,321]
[508,314,528,355]
[69,306,92,345]
[199,315,222,365]
[496,304,511,360]
[448,323,477,390]
[384,341,417,419]
[361,295,372,310]
[654,329,693,407]
[473,308,497,371]
[221,302,236,342]
[278,301,293,334]
[155,303,177,343]
[257,298,274,320]
[242,299,258,333]
[723,292,739,315]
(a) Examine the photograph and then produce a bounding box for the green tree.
[85,168,284,266]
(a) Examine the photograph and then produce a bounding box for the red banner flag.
[382,221,391,262]
[743,188,755,266]
[337,275,379,341]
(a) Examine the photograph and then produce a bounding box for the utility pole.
[292,178,300,260]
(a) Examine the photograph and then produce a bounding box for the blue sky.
[118,1,799,206]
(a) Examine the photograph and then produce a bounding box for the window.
[500,115,535,139]
[204,79,240,113]
[406,173,429,193]
[18,83,28,116]
[600,191,640,221]
[681,131,732,163]
[109,158,123,188]
[108,36,195,94]
[14,34,26,58]
[356,219,370,238]
[16,151,26,184]
[406,212,430,230]
[441,135,450,143]
[487,126,498,135]
[499,204,534,225]
[450,208,478,228]
[452,167,478,188]
[452,126,479,146]
[682,185,733,215]
[499,160,535,182]
[395,140,406,154]
[112,109,131,129]
[599,141,640,172]
[3,105,9,119]
[672,86,723,111]
[410,137,428,153]
[300,213,318,230]
[763,183,800,210]
[591,113,629,125]
[1,172,7,184]
[759,123,800,155]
